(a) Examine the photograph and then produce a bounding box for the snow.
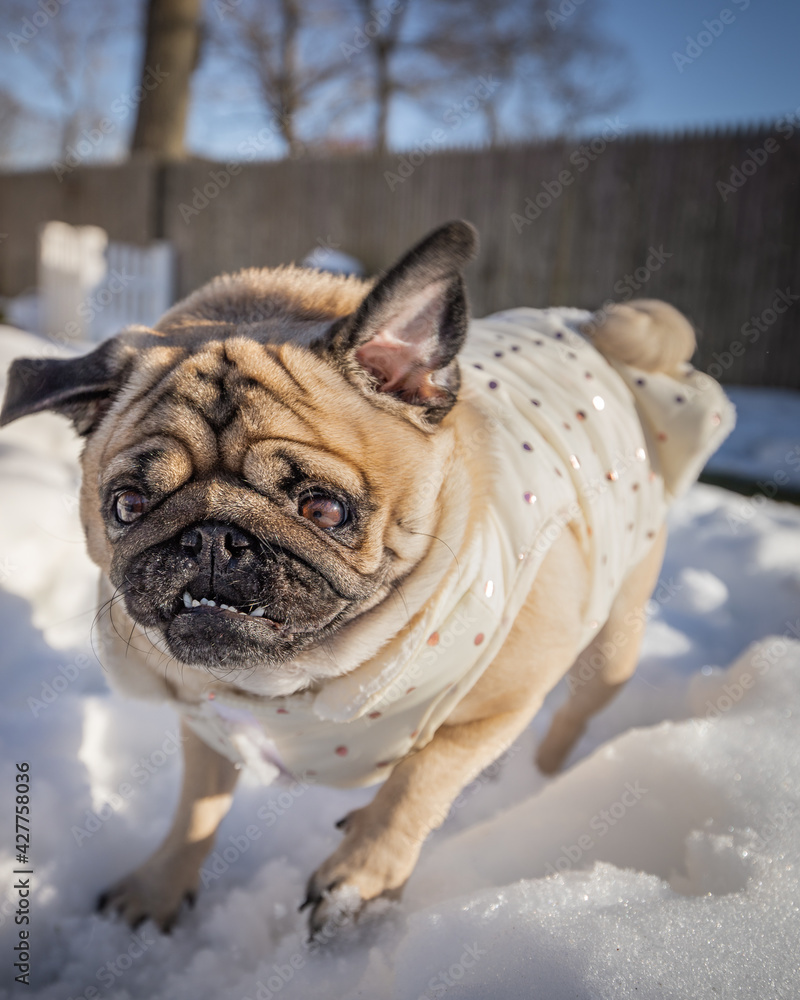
[1,324,799,999]
[704,385,800,490]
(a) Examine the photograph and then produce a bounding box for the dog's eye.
[115,490,149,524]
[299,494,349,529]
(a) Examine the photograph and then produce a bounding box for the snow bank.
[704,385,800,490]
[1,325,799,999]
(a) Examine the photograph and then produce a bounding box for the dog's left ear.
[325,220,479,422]
[0,328,157,435]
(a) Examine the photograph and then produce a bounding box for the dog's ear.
[0,329,155,435]
[325,220,479,422]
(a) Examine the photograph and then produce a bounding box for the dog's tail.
[583,299,696,374]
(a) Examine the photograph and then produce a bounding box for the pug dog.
[0,221,734,937]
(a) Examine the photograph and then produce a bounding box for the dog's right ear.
[0,329,156,435]
[322,220,479,424]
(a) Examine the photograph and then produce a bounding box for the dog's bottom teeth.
[191,599,200,607]
[219,603,230,610]
[182,592,192,608]
[250,607,266,617]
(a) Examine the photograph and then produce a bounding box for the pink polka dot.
[376,761,391,768]
[276,707,289,714]
[335,746,348,756]
[207,692,216,700]
[658,432,668,441]
[406,686,416,694]
[427,632,440,646]
[474,633,485,645]
[368,711,382,719]
[410,729,419,739]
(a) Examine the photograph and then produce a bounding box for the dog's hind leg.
[97,719,239,931]
[536,525,667,775]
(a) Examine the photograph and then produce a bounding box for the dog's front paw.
[97,851,199,932]
[301,807,418,941]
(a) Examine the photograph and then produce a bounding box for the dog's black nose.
[180,524,254,563]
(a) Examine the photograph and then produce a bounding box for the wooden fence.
[1,128,798,387]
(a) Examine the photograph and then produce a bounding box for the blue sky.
[186,0,800,158]
[591,0,800,133]
[2,0,798,168]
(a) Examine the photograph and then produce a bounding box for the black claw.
[298,894,314,913]
[334,815,348,830]
[96,892,109,912]
[185,890,196,909]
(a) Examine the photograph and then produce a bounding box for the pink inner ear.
[355,281,448,398]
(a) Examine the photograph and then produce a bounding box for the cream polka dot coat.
[132,308,736,788]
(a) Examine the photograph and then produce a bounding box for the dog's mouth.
[174,590,294,637]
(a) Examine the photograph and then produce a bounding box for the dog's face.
[1,222,478,679]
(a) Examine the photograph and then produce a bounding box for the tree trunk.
[374,37,392,155]
[130,0,202,160]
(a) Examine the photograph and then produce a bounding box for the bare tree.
[417,0,632,143]
[0,0,138,166]
[130,0,204,158]
[205,0,357,159]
